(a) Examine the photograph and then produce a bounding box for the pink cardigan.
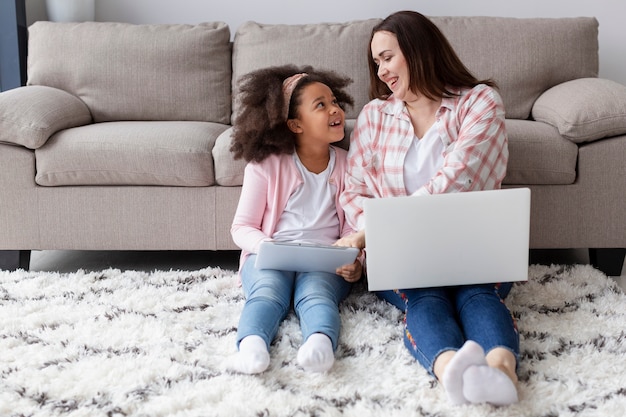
[231,146,356,273]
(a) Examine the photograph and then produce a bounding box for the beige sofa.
[1,16,625,274]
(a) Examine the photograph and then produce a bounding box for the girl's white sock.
[230,335,270,374]
[297,333,334,373]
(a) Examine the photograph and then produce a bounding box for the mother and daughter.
[228,10,520,407]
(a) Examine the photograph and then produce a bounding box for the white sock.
[229,335,270,374]
[441,340,487,405]
[462,364,519,406]
[297,333,335,373]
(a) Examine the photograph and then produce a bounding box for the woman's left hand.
[335,230,366,250]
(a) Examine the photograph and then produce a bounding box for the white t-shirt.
[272,148,340,245]
[403,121,445,195]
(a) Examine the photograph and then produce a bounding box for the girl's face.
[290,82,345,146]
[371,30,417,103]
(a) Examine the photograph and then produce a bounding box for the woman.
[338,11,519,406]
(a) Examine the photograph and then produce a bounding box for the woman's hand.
[334,230,366,250]
[336,258,363,283]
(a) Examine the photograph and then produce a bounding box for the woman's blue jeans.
[376,283,519,376]
[237,254,352,351]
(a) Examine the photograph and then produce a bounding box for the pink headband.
[282,73,308,120]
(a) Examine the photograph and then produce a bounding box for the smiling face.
[288,81,346,146]
[370,30,417,103]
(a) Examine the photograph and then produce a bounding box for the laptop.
[364,188,530,291]
[255,241,359,273]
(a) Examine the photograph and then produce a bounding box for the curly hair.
[230,65,354,163]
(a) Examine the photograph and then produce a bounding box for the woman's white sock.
[297,333,334,373]
[462,365,519,406]
[441,340,487,405]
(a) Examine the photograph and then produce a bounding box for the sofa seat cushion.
[35,121,228,187]
[212,127,246,186]
[503,120,578,185]
[211,122,355,187]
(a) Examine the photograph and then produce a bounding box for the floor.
[30,249,241,273]
[29,248,626,291]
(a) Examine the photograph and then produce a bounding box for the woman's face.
[370,30,417,103]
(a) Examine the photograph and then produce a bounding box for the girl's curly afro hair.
[230,65,353,163]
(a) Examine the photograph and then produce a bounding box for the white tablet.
[255,241,359,273]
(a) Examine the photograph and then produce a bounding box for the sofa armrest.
[531,78,626,144]
[0,85,92,149]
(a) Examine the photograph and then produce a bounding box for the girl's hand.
[334,230,366,250]
[336,259,363,283]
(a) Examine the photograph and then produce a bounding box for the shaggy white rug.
[1,264,625,417]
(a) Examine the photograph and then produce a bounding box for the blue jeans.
[376,283,519,376]
[237,254,352,350]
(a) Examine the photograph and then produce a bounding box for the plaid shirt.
[340,84,508,230]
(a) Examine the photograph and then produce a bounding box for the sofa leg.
[589,248,626,276]
[0,250,31,271]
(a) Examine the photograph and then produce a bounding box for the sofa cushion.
[232,17,598,122]
[212,128,246,186]
[503,120,578,185]
[430,17,599,120]
[215,118,579,187]
[35,121,228,187]
[0,86,92,149]
[232,19,380,121]
[27,21,232,124]
[212,121,355,187]
[531,78,626,143]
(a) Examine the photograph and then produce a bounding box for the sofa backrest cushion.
[431,16,599,120]
[233,17,598,121]
[232,19,380,121]
[27,21,232,124]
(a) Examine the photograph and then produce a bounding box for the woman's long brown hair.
[368,11,496,101]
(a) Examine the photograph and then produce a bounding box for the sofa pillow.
[35,121,227,187]
[532,78,626,143]
[0,86,92,149]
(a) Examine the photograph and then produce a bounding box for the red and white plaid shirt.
[340,84,509,230]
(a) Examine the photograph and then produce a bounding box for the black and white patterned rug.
[1,264,625,417]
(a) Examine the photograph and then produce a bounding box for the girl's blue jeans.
[237,254,352,350]
[376,282,519,376]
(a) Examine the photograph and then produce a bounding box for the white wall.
[26,0,626,85]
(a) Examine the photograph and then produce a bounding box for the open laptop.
[364,188,530,291]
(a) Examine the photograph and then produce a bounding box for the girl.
[338,11,519,406]
[229,65,362,374]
